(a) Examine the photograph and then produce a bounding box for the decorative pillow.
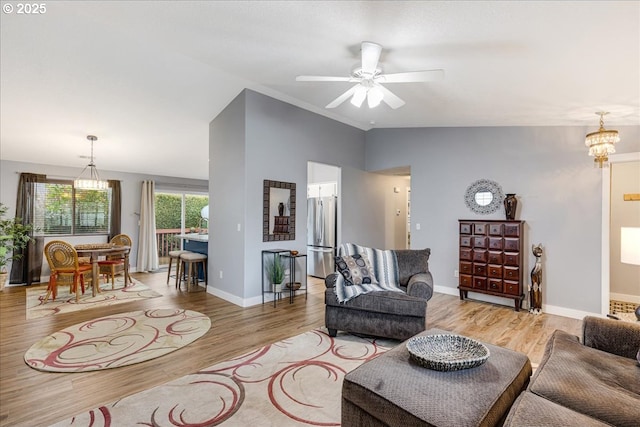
[338,243,400,289]
[334,254,378,286]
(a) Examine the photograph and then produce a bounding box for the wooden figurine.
[529,244,543,314]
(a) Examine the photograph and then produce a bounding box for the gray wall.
[243,90,369,302]
[0,159,208,279]
[209,92,247,301]
[209,89,382,305]
[366,126,640,315]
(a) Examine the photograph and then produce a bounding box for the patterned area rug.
[25,277,162,319]
[52,329,397,426]
[25,308,211,373]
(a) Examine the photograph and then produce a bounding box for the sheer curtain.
[137,180,159,272]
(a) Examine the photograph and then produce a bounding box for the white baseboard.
[206,287,266,307]
[434,285,600,320]
[206,287,289,308]
[435,285,521,309]
[206,286,247,306]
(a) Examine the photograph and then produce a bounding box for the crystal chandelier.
[74,135,108,190]
[585,112,619,168]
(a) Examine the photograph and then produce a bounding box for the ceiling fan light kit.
[350,84,368,107]
[296,41,443,110]
[367,85,384,108]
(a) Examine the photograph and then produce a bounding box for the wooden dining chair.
[44,240,92,303]
[98,234,132,289]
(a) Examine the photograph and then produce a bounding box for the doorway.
[373,167,411,250]
[154,191,209,266]
[601,152,640,316]
[407,187,411,248]
[307,162,340,278]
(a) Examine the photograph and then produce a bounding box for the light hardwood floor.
[0,272,581,427]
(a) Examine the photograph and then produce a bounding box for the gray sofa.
[504,316,640,426]
[325,248,434,341]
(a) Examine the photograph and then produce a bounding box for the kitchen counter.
[177,233,209,243]
[177,234,208,281]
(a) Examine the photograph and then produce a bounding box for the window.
[33,179,112,236]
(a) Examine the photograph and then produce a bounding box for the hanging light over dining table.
[75,135,108,190]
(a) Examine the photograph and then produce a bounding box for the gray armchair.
[325,247,434,341]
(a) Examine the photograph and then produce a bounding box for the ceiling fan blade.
[326,84,360,109]
[361,41,382,75]
[374,83,405,109]
[296,75,353,82]
[377,69,445,83]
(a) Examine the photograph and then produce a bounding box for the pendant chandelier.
[74,135,108,190]
[585,112,619,168]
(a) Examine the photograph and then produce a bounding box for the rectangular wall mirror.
[263,179,296,242]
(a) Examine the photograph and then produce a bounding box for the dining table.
[74,244,131,297]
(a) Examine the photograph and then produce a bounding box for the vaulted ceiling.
[1,1,638,180]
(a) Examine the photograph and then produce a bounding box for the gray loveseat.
[325,245,434,341]
[504,316,640,426]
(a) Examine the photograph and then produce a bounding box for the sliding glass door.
[155,191,208,266]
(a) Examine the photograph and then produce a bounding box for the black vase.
[278,202,284,216]
[504,194,517,220]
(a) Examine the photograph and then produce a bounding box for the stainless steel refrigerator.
[307,196,337,278]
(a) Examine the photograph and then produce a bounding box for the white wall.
[366,125,640,316]
[0,159,207,280]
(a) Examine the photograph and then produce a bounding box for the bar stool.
[167,250,191,287]
[178,252,207,291]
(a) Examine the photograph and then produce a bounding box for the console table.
[282,253,307,303]
[262,249,290,307]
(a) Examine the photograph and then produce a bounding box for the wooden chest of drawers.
[458,220,525,311]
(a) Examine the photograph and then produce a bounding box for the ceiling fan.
[296,41,444,110]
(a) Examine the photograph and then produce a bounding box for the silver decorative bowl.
[406,334,490,371]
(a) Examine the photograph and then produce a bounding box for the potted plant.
[0,203,32,290]
[266,254,285,293]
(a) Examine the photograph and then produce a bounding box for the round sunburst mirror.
[464,179,504,215]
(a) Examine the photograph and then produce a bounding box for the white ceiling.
[1,1,638,181]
